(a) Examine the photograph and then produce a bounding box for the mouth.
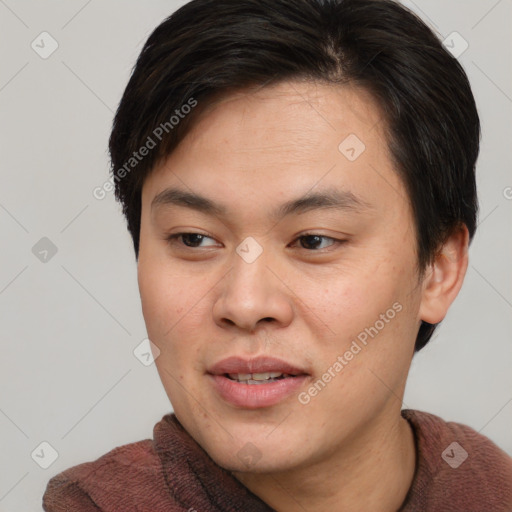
[224,371,297,384]
[208,355,307,376]
[207,356,310,408]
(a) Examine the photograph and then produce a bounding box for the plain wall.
[0,1,511,510]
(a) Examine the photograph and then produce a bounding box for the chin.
[209,444,299,475]
[199,424,304,474]
[173,399,313,471]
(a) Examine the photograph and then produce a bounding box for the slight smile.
[207,356,311,409]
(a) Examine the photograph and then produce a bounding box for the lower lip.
[208,374,308,408]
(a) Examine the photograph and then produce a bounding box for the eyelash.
[165,232,345,252]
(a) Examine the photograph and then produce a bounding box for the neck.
[232,407,416,512]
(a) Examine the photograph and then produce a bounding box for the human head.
[109,0,479,353]
[107,0,481,482]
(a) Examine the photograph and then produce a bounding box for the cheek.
[321,265,397,328]
[318,251,419,362]
[137,254,190,340]
[137,257,211,358]
[138,263,169,333]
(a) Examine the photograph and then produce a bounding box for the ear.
[418,225,469,325]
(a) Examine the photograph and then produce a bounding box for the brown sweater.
[42,409,512,511]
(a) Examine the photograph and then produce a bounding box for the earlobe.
[418,225,469,325]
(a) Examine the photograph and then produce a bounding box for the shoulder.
[401,409,512,511]
[42,437,183,511]
[42,413,271,512]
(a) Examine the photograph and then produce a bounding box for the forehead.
[142,80,408,222]
[174,80,387,161]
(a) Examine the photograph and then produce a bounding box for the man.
[43,0,512,510]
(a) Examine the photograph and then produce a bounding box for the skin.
[137,80,469,512]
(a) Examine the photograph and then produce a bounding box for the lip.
[207,356,310,409]
[208,356,307,375]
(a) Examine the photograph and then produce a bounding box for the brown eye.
[180,233,206,247]
[295,234,338,250]
[166,232,218,248]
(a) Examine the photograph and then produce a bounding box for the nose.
[212,243,294,333]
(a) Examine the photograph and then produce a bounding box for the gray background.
[0,1,511,510]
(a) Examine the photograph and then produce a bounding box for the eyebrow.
[151,186,371,221]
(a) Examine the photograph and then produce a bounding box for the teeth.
[253,372,283,380]
[228,371,286,382]
[234,373,252,380]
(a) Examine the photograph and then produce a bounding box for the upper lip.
[208,356,308,376]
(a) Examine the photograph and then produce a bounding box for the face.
[138,80,425,474]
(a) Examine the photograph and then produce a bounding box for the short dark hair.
[109,0,480,351]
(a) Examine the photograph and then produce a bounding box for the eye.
[291,233,342,251]
[166,232,219,248]
[165,232,345,252]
